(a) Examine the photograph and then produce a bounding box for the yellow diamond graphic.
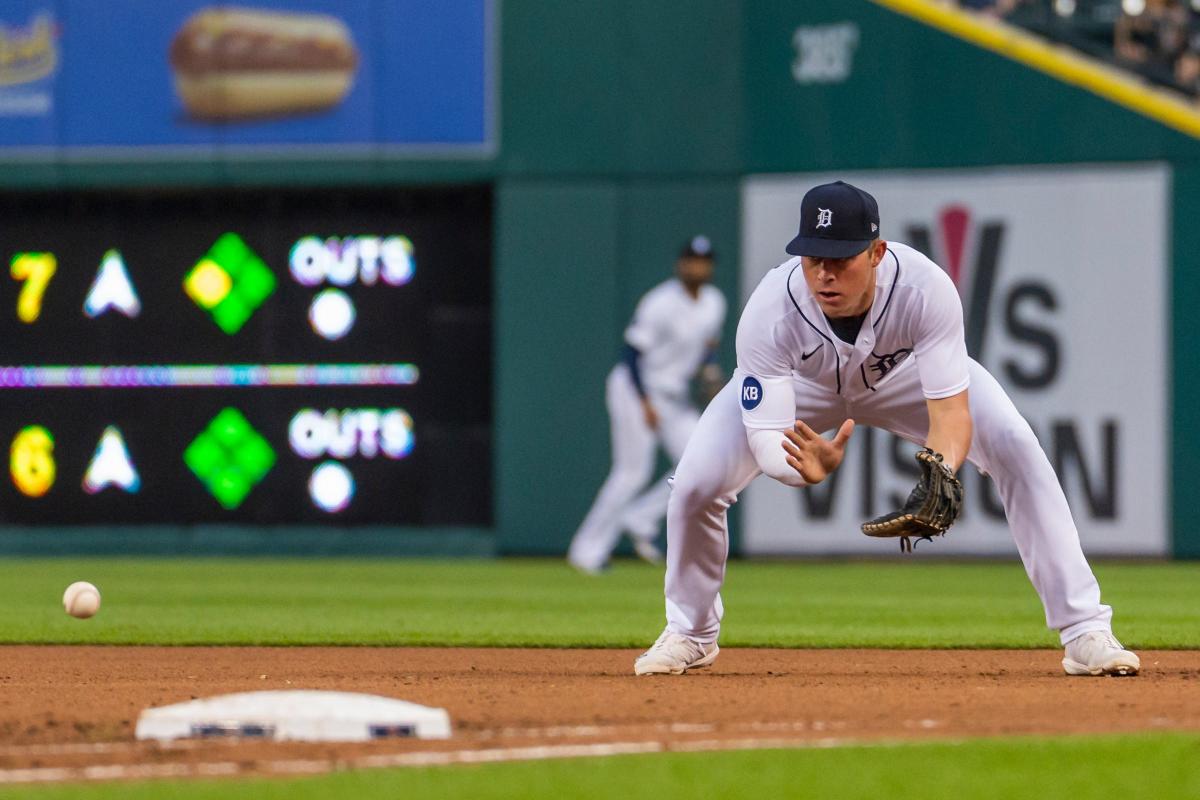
[184,260,233,309]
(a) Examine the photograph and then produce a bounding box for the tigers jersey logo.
[867,348,912,379]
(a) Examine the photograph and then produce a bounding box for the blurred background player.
[567,236,727,574]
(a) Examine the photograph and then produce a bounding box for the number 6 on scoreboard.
[11,252,56,323]
[11,426,56,498]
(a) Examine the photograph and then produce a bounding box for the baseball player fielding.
[635,181,1140,678]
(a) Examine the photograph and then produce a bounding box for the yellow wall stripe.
[869,0,1200,139]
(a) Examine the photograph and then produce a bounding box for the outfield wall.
[0,0,1196,556]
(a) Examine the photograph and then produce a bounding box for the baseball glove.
[861,447,963,553]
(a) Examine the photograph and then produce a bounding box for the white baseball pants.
[663,358,1113,645]
[569,365,700,571]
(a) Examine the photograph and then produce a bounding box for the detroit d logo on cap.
[741,377,763,410]
[816,208,833,229]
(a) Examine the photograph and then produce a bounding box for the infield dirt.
[0,646,1197,783]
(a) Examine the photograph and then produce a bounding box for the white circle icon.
[308,289,356,340]
[309,461,355,513]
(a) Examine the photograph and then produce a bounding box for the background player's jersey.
[736,242,969,431]
[624,279,726,400]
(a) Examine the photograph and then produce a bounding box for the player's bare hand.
[641,398,659,430]
[698,363,725,404]
[782,419,854,484]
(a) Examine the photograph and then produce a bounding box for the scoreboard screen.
[0,187,492,526]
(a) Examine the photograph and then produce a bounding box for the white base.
[135,690,451,742]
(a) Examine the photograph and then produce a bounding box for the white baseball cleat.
[567,557,608,576]
[630,536,664,565]
[1062,631,1140,676]
[634,629,719,675]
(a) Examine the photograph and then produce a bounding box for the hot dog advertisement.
[0,0,492,155]
[169,7,360,120]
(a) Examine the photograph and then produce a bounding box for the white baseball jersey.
[737,242,969,432]
[624,279,726,399]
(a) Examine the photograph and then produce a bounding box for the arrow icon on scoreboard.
[84,250,142,318]
[83,426,141,494]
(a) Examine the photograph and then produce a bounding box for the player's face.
[677,256,714,288]
[801,240,885,318]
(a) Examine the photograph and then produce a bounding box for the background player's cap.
[680,234,715,260]
[785,181,880,259]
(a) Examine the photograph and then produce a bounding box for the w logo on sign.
[741,376,763,410]
[907,206,1006,361]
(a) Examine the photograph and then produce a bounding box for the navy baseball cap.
[680,234,714,260]
[785,181,880,258]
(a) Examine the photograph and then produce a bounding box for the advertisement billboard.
[740,165,1168,555]
[0,186,492,526]
[0,0,494,158]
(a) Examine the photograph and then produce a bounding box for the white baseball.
[63,581,101,619]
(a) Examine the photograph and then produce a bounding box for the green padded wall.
[744,0,1198,170]
[495,182,622,553]
[1171,166,1200,558]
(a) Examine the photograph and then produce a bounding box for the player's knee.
[667,473,722,518]
[981,418,1043,467]
[1001,420,1040,451]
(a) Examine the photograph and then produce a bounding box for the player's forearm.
[924,401,972,472]
[746,428,807,487]
[620,344,648,398]
[925,422,970,472]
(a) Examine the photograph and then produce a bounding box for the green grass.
[5,733,1199,799]
[0,558,1196,648]
[1,560,1197,798]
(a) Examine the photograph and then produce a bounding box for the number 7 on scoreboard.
[10,253,56,323]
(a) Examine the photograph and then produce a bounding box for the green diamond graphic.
[184,408,276,509]
[183,233,276,334]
